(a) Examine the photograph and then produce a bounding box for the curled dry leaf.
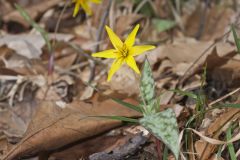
[0,34,73,59]
[3,95,140,159]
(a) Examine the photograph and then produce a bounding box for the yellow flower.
[92,24,155,81]
[72,0,101,17]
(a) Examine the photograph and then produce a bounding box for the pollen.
[120,44,129,57]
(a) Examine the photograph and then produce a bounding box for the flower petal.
[125,56,140,74]
[92,49,117,58]
[81,1,92,15]
[91,0,102,3]
[124,24,140,48]
[105,26,123,50]
[108,58,124,81]
[131,45,156,56]
[73,1,80,17]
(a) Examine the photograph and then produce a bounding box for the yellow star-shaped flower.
[92,24,155,81]
[72,0,101,17]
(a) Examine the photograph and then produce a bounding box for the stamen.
[121,44,129,57]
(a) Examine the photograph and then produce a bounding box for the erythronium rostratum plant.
[91,24,179,159]
[93,58,180,159]
[92,24,155,81]
[72,0,102,17]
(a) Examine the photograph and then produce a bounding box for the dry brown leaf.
[50,134,125,159]
[195,140,215,160]
[137,39,234,67]
[207,108,240,136]
[185,5,234,41]
[115,14,145,37]
[108,65,140,96]
[194,108,240,159]
[3,95,140,159]
[0,34,73,59]
[3,0,62,28]
[210,58,240,89]
[0,100,37,143]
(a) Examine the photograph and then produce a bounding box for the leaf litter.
[1,0,240,159]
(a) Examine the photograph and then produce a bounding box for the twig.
[133,0,149,14]
[48,1,69,76]
[88,0,113,83]
[209,87,240,106]
[178,29,232,85]
[195,0,209,39]
[167,0,184,31]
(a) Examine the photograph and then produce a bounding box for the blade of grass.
[231,24,240,53]
[170,89,198,100]
[163,146,168,160]
[112,98,142,113]
[83,81,143,113]
[217,145,223,159]
[220,103,240,108]
[226,124,237,160]
[90,115,139,123]
[15,4,52,52]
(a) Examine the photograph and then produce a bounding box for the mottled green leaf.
[140,58,155,107]
[141,97,161,116]
[140,109,179,160]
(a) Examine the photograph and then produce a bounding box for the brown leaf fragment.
[195,108,240,159]
[202,47,236,72]
[3,96,140,159]
[185,5,234,41]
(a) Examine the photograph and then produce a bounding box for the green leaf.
[112,98,143,113]
[163,146,169,160]
[226,125,237,160]
[140,58,155,105]
[141,98,161,116]
[91,116,139,123]
[217,145,223,159]
[220,103,240,108]
[153,18,176,33]
[140,109,179,160]
[231,24,240,53]
[134,0,154,17]
[15,4,52,52]
[170,89,198,100]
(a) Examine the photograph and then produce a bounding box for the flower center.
[120,44,129,58]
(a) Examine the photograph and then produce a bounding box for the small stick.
[209,87,240,106]
[88,0,112,83]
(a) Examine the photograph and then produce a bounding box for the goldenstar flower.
[92,24,155,81]
[72,0,101,17]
